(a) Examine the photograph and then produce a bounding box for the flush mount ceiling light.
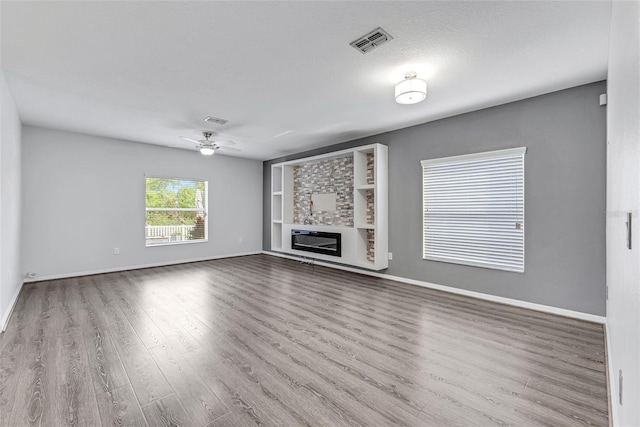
[395,72,427,104]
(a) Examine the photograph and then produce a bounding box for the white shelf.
[271,164,284,249]
[355,223,374,229]
[355,184,374,190]
[286,223,354,230]
[272,222,283,249]
[272,165,283,193]
[271,143,388,270]
[272,193,282,222]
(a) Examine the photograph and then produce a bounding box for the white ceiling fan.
[178,131,241,156]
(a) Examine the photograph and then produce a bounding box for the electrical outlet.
[114,248,120,255]
[239,237,244,243]
[388,252,393,260]
[599,93,607,106]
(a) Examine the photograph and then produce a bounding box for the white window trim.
[145,239,208,248]
[145,177,209,247]
[421,147,526,273]
[145,207,206,212]
[420,147,527,167]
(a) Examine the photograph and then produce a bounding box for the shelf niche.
[270,143,388,270]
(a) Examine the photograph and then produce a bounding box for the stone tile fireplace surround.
[293,155,354,226]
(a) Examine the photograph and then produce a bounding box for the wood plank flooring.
[0,254,609,426]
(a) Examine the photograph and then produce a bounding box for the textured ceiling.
[1,1,611,160]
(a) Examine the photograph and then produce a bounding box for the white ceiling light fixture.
[200,146,215,156]
[395,72,427,105]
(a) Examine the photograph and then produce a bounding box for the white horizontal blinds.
[421,147,526,272]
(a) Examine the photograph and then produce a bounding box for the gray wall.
[264,82,607,316]
[22,126,263,280]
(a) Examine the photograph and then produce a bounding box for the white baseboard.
[263,250,606,324]
[23,251,263,283]
[1,281,24,332]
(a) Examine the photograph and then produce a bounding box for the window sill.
[423,255,524,273]
[146,239,208,248]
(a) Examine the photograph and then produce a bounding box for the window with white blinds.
[421,147,526,272]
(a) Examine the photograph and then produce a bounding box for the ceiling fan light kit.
[178,130,241,156]
[395,71,427,104]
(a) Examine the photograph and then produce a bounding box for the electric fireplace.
[291,230,342,257]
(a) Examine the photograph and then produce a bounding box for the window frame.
[421,147,526,273]
[144,175,209,247]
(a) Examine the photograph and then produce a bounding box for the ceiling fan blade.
[168,145,199,152]
[179,136,201,144]
[217,146,241,152]
[213,139,236,147]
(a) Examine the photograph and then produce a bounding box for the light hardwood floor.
[0,254,608,426]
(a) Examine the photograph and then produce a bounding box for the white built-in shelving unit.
[270,143,388,270]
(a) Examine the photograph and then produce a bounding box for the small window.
[145,177,208,246]
[421,147,526,272]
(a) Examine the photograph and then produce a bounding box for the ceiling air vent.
[204,116,228,125]
[350,27,393,54]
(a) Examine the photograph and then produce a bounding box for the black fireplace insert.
[291,229,342,257]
